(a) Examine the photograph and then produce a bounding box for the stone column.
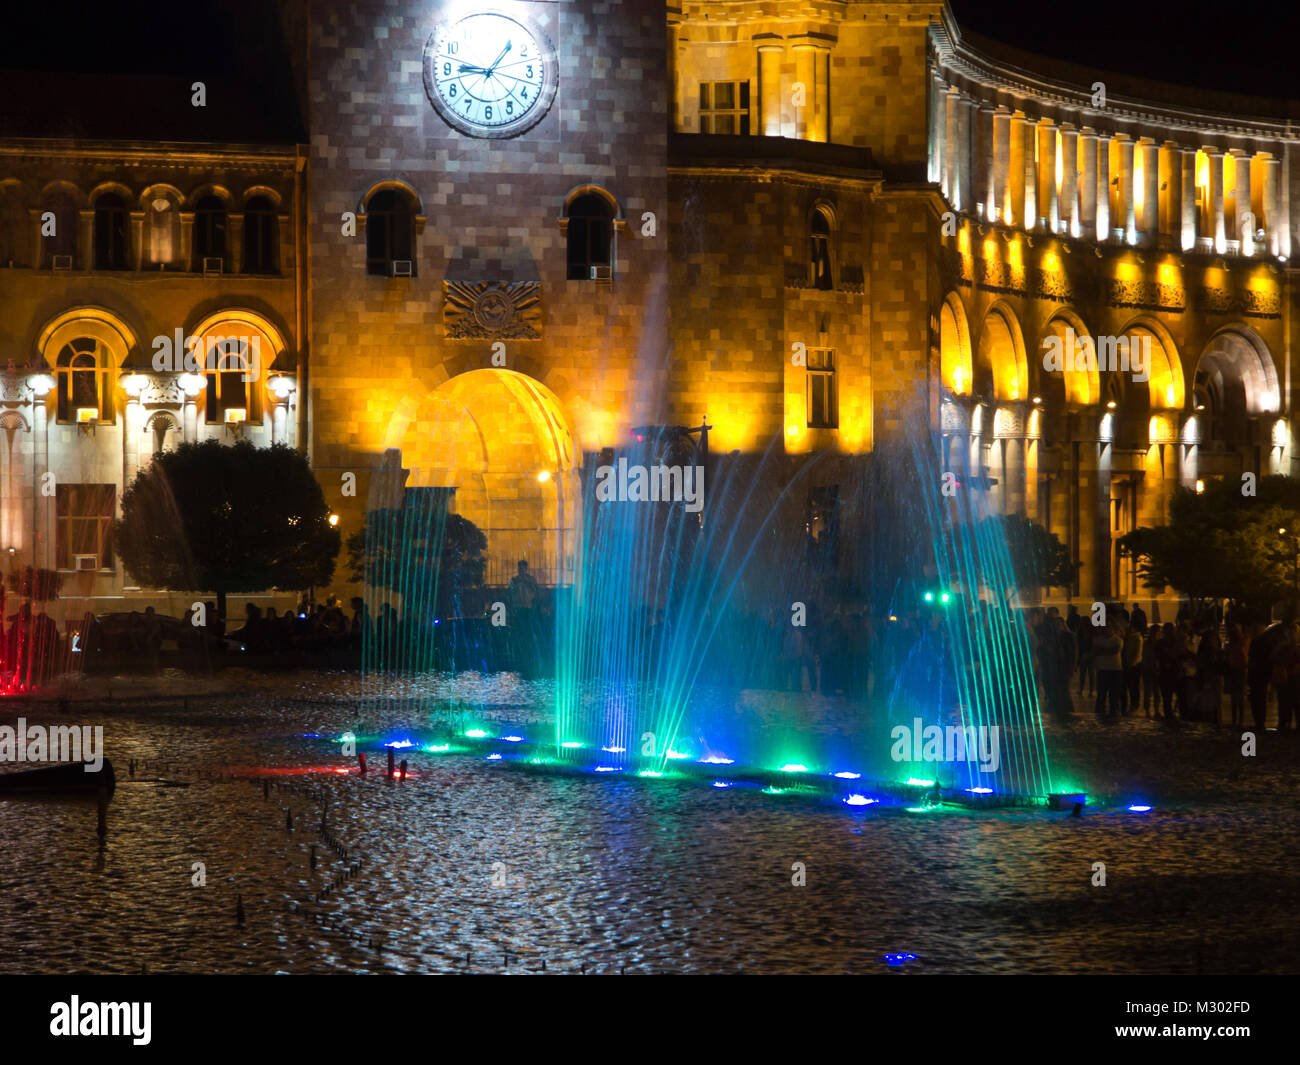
[1059,123,1078,236]
[277,214,291,275]
[793,44,817,141]
[1020,115,1037,230]
[1079,128,1098,235]
[1036,120,1057,231]
[1096,133,1110,241]
[758,45,784,137]
[229,213,244,274]
[1159,142,1179,242]
[1263,153,1282,257]
[945,89,963,208]
[958,96,976,212]
[667,20,680,132]
[977,103,995,219]
[1116,134,1136,244]
[1233,149,1254,255]
[123,392,141,497]
[1140,138,1159,246]
[1180,147,1197,250]
[993,106,1012,223]
[1206,148,1226,252]
[929,70,947,185]
[272,399,288,446]
[32,389,50,570]
[1009,114,1028,228]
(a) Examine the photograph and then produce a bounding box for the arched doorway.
[384,369,579,590]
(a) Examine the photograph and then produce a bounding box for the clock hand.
[485,40,512,74]
[457,64,490,74]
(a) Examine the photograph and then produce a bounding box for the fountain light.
[1128,804,1152,813]
[502,736,523,743]
[906,777,936,787]
[464,729,490,739]
[427,743,451,753]
[833,771,861,780]
[779,763,809,773]
[884,953,918,966]
[638,770,664,778]
[843,795,876,807]
[712,781,731,788]
[905,806,933,813]
[328,513,340,527]
[966,787,993,794]
[700,755,734,765]
[595,766,620,773]
[601,745,625,754]
[338,732,356,745]
[560,741,585,749]
[485,753,502,761]
[384,739,414,749]
[666,749,690,760]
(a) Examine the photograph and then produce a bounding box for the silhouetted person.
[508,560,541,677]
[1092,622,1123,722]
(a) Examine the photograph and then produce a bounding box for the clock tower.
[308,0,670,588]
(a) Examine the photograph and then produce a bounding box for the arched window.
[93,193,129,270]
[566,192,614,280]
[204,338,258,423]
[810,208,833,290]
[242,196,278,274]
[56,338,114,423]
[365,189,416,276]
[145,193,178,267]
[193,195,228,270]
[41,188,77,267]
[0,184,30,267]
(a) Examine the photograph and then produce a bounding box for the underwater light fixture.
[762,786,787,795]
[561,741,585,749]
[1128,804,1152,813]
[595,766,620,773]
[779,764,809,773]
[906,777,936,787]
[700,756,735,765]
[384,739,415,749]
[923,591,934,602]
[833,771,861,780]
[427,744,451,753]
[485,753,502,761]
[601,745,625,754]
[502,736,523,743]
[884,953,918,966]
[843,795,876,807]
[967,787,993,794]
[638,770,664,778]
[464,729,489,739]
[712,781,731,788]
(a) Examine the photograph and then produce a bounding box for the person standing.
[1077,615,1095,698]
[508,560,542,677]
[1092,622,1124,722]
[1224,624,1248,727]
[1122,620,1143,716]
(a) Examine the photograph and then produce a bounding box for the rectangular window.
[56,484,115,570]
[699,81,750,135]
[806,348,837,428]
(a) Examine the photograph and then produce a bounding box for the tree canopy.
[975,513,1077,599]
[114,440,339,615]
[1119,475,1300,610]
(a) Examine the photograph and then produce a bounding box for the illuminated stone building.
[2,0,1298,624]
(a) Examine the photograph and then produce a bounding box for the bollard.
[310,845,318,871]
[286,809,294,831]
[399,759,408,782]
[387,749,395,780]
[358,752,367,775]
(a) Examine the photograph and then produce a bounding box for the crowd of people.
[1029,601,1299,729]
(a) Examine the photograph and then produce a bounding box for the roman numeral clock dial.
[423,10,558,139]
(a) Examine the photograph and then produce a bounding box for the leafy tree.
[1119,475,1300,611]
[114,440,339,619]
[346,506,486,620]
[976,513,1078,601]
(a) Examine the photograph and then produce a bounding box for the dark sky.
[950,0,1299,101]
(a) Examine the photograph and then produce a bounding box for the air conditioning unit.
[76,407,98,424]
[73,554,98,572]
[202,257,224,276]
[52,255,73,271]
[590,265,613,282]
[390,259,413,277]
[224,407,248,425]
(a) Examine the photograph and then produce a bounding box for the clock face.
[423,11,558,139]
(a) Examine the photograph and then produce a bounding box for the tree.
[114,440,340,619]
[1119,475,1300,612]
[346,505,486,620]
[976,513,1078,601]
[6,566,62,602]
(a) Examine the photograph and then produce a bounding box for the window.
[146,195,177,266]
[193,195,228,269]
[699,81,750,135]
[810,209,833,290]
[56,484,115,570]
[242,196,278,274]
[93,193,129,270]
[41,188,77,267]
[365,188,416,276]
[0,183,30,267]
[806,347,837,428]
[204,338,257,423]
[56,338,114,423]
[566,192,614,280]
